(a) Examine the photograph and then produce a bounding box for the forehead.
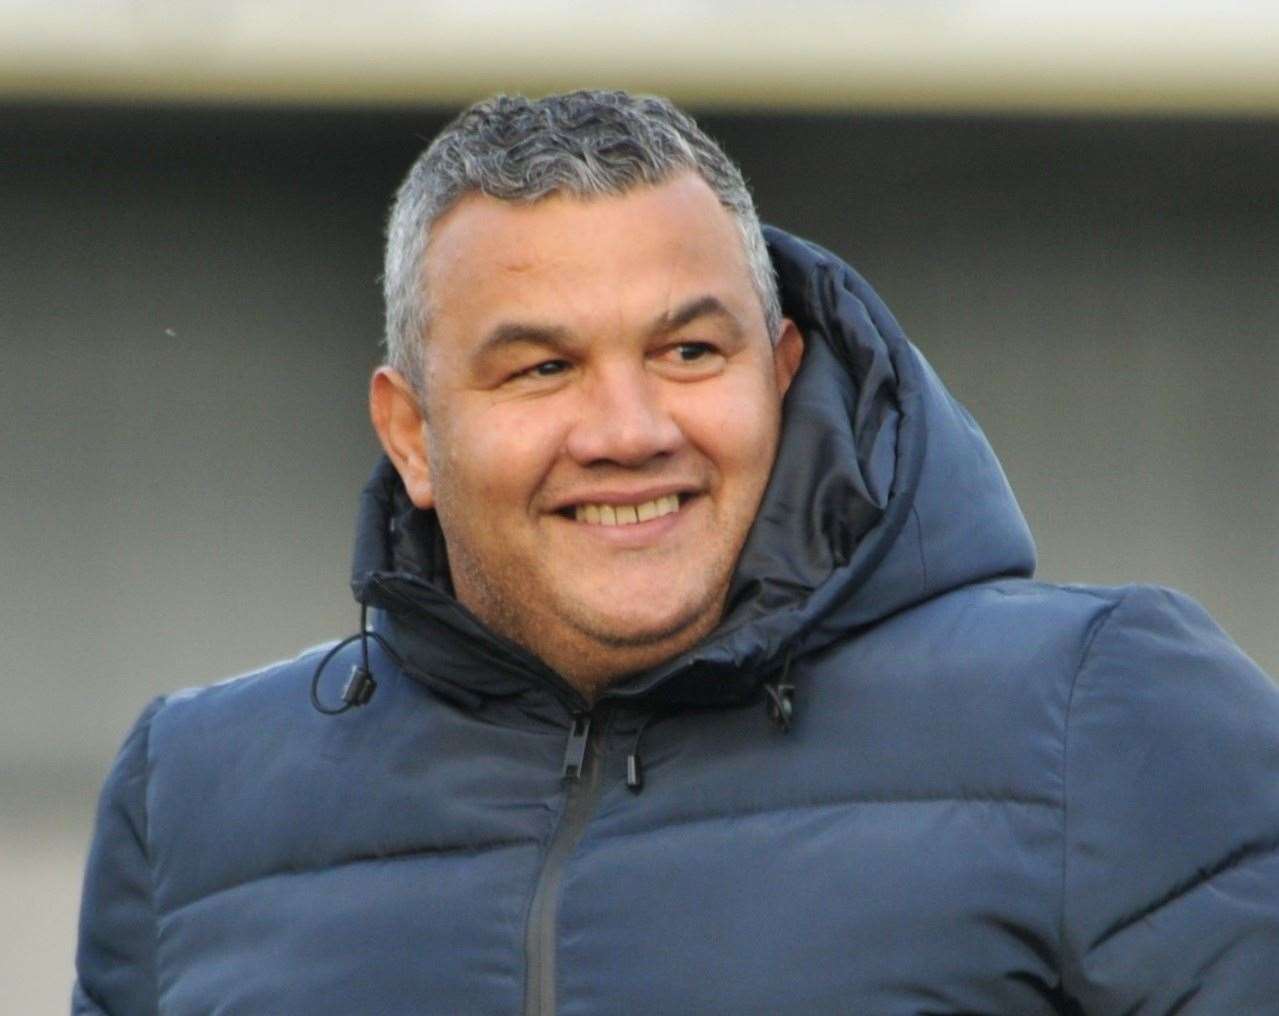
[422,172,759,339]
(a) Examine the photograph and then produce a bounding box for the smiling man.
[372,171,802,692]
[76,91,1279,1015]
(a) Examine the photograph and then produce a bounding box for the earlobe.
[369,367,435,509]
[773,319,805,398]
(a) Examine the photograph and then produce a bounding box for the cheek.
[683,372,782,475]
[438,404,567,504]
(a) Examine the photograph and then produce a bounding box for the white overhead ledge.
[2,1,1278,113]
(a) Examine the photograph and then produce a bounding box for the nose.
[564,364,684,467]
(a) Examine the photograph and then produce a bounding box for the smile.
[574,494,681,526]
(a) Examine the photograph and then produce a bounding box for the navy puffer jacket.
[75,230,1279,1014]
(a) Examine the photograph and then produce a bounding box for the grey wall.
[3,106,1277,1007]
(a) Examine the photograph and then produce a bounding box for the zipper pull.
[561,714,592,780]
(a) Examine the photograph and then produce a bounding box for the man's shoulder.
[890,576,1256,665]
[823,576,1272,709]
[147,638,344,738]
[133,635,406,793]
[979,578,1274,697]
[916,577,1278,739]
[103,635,425,912]
[837,576,1126,678]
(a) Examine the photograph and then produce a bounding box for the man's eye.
[673,342,715,362]
[519,359,569,379]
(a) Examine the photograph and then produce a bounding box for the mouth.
[556,493,691,527]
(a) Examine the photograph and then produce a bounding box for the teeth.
[574,494,681,526]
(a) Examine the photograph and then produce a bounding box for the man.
[75,90,1279,1014]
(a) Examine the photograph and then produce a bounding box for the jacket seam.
[1092,836,1279,950]
[161,836,533,918]
[593,792,1058,845]
[1057,590,1127,997]
[909,505,928,589]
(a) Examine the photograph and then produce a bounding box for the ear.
[369,366,435,509]
[771,318,805,398]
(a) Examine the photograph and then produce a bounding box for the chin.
[516,593,726,692]
[575,597,718,652]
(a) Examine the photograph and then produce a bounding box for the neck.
[469,590,728,705]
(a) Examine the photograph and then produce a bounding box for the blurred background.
[3,1,1278,1010]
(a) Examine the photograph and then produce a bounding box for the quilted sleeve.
[1060,586,1279,1013]
[73,698,165,1015]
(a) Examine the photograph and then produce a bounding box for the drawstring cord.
[625,709,670,793]
[763,648,796,732]
[309,603,488,715]
[626,648,799,794]
[310,603,379,715]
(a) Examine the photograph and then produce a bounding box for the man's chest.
[153,740,1064,1015]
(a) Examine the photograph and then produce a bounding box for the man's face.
[373,172,803,692]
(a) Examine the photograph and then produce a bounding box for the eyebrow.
[471,293,742,365]
[649,294,740,338]
[471,322,573,364]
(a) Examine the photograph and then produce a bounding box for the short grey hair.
[382,89,782,394]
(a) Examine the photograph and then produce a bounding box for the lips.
[574,494,680,526]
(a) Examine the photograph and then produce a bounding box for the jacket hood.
[350,227,1035,712]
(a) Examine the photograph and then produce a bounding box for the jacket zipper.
[524,707,610,1016]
